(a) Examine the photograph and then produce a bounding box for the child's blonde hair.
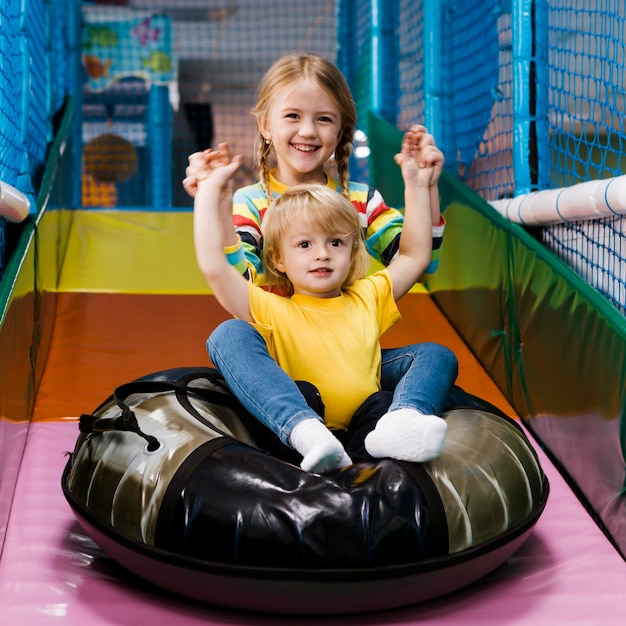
[262,184,369,295]
[252,53,357,201]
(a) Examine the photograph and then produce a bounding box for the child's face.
[260,79,343,186]
[273,223,354,298]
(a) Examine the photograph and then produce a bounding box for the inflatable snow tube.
[62,367,549,615]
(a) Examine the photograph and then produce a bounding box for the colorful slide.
[0,115,624,624]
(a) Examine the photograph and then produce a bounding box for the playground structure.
[1,0,625,622]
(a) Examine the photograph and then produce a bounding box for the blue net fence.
[0,0,73,276]
[449,0,625,314]
[533,1,626,313]
[1,0,625,312]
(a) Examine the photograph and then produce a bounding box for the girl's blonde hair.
[252,53,357,201]
[262,184,369,295]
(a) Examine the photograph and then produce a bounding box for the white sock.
[364,408,447,462]
[289,418,352,474]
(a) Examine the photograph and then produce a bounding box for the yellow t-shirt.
[247,270,401,429]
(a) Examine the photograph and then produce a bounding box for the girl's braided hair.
[251,53,357,201]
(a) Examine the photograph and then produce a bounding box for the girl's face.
[259,79,343,186]
[273,224,354,298]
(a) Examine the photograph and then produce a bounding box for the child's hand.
[182,150,210,198]
[183,143,241,195]
[193,143,242,191]
[412,125,444,185]
[394,126,444,188]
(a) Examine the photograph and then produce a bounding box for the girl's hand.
[415,127,444,186]
[184,143,241,193]
[196,144,242,190]
[182,150,211,197]
[183,143,238,196]
[394,126,444,187]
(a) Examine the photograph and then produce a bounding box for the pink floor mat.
[0,421,624,625]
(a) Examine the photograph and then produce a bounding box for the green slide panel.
[0,99,75,553]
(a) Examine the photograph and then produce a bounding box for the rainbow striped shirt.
[224,171,444,284]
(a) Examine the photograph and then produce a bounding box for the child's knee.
[209,319,256,351]
[426,342,458,374]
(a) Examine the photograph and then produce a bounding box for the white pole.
[0,181,31,223]
[489,175,626,225]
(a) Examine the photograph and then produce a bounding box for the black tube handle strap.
[78,383,179,452]
[77,377,233,451]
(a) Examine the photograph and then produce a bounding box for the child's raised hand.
[182,150,210,197]
[394,126,444,188]
[411,125,444,184]
[194,143,242,190]
[183,143,240,195]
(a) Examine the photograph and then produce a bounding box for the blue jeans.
[207,319,458,446]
